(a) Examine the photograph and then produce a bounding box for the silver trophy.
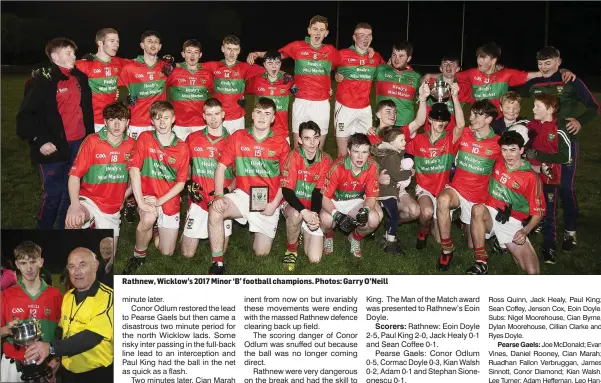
[11,318,52,382]
[430,78,451,103]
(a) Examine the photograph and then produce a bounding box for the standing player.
[181,98,235,258]
[280,121,333,270]
[406,83,466,250]
[65,102,135,249]
[422,42,575,115]
[118,30,170,139]
[423,55,473,133]
[203,35,266,134]
[244,51,294,141]
[320,133,384,258]
[436,99,501,271]
[247,15,338,149]
[0,241,62,382]
[469,131,545,275]
[123,101,189,274]
[167,39,214,141]
[208,98,290,275]
[75,28,129,132]
[524,46,600,251]
[374,41,422,126]
[333,23,386,157]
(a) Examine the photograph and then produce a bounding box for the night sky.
[2,1,600,81]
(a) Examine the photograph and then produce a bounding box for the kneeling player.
[66,102,135,250]
[320,133,383,258]
[469,131,545,275]
[181,99,235,257]
[280,121,333,270]
[436,99,501,271]
[124,101,190,274]
[208,98,290,274]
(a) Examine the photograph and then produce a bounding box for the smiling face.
[67,249,98,291]
[376,106,397,127]
[307,22,328,47]
[537,57,561,78]
[391,49,410,70]
[252,106,276,132]
[52,46,77,69]
[151,110,175,135]
[469,110,493,132]
[440,60,460,80]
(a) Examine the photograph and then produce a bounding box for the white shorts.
[80,196,121,236]
[173,125,204,141]
[333,198,365,215]
[445,186,476,224]
[334,101,372,138]
[183,203,232,239]
[485,205,530,249]
[94,123,105,133]
[226,189,280,239]
[224,116,246,134]
[416,185,438,219]
[281,202,324,237]
[157,205,180,230]
[1,356,22,382]
[128,125,154,140]
[292,98,330,135]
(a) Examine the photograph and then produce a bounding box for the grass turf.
[2,72,600,275]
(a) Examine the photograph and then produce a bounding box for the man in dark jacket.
[17,37,94,229]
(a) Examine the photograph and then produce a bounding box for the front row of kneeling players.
[66,88,549,275]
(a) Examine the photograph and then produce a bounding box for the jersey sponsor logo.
[45,307,51,317]
[258,87,266,92]
[557,86,564,95]
[548,133,556,140]
[338,122,345,131]
[93,68,102,74]
[96,153,107,158]
[512,181,520,190]
[12,308,24,314]
[268,150,276,157]
[169,156,176,164]
[193,147,204,152]
[186,218,194,229]
[178,78,186,83]
[241,146,251,152]
[485,149,493,156]
[280,88,286,94]
[135,73,145,79]
[57,87,68,93]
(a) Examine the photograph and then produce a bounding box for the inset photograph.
[1,229,114,383]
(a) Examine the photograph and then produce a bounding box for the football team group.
[16,15,599,276]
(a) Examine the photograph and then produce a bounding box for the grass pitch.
[2,72,600,275]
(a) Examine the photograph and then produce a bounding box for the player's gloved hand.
[355,207,370,227]
[333,211,359,233]
[541,163,553,179]
[237,96,246,108]
[290,84,299,97]
[525,148,538,160]
[282,72,293,84]
[82,53,95,61]
[127,95,138,107]
[161,54,176,76]
[185,180,203,204]
[495,205,512,225]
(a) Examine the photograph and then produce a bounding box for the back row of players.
[19,15,599,275]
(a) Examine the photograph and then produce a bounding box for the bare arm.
[321,195,336,216]
[451,83,466,143]
[407,83,430,134]
[213,163,226,196]
[157,182,186,207]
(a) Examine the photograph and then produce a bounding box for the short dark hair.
[376,99,396,113]
[534,93,561,118]
[182,39,201,52]
[204,98,223,110]
[470,99,498,120]
[309,15,329,28]
[254,97,276,113]
[354,22,372,32]
[499,130,525,148]
[441,55,460,65]
[476,42,501,60]
[45,37,77,60]
[347,133,371,150]
[103,101,130,120]
[141,30,161,43]
[536,46,561,61]
[263,50,282,62]
[392,41,413,57]
[299,121,321,137]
